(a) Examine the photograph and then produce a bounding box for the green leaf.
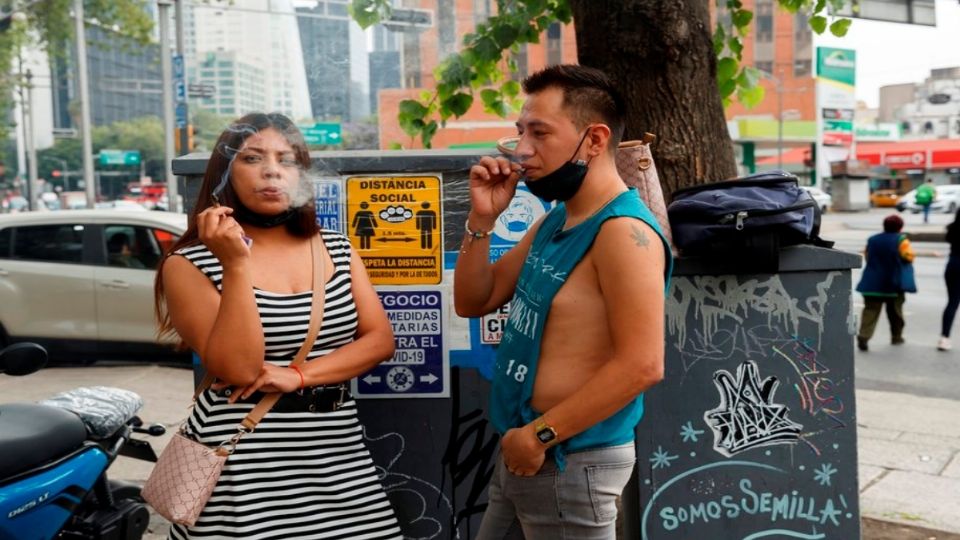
[501,80,521,98]
[388,142,403,150]
[422,121,439,149]
[492,23,520,48]
[737,66,761,87]
[830,18,852,37]
[473,36,502,62]
[399,99,429,118]
[445,93,474,116]
[814,0,827,13]
[481,88,501,107]
[445,56,476,87]
[713,25,726,55]
[521,25,541,43]
[727,36,743,58]
[347,0,391,29]
[778,0,803,12]
[738,84,765,109]
[398,113,424,137]
[731,9,753,28]
[719,78,737,99]
[809,15,827,34]
[717,57,739,83]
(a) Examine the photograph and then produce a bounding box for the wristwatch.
[534,417,559,447]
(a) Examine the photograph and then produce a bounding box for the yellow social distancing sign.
[346,175,442,285]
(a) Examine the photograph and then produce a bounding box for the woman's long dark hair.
[154,112,319,343]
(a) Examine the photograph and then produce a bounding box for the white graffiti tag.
[704,360,803,457]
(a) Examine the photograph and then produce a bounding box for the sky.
[815,0,960,108]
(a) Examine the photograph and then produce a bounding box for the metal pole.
[159,0,179,213]
[175,0,189,158]
[25,70,38,210]
[74,0,96,208]
[777,76,783,170]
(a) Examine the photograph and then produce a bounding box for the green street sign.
[299,123,342,146]
[99,149,142,166]
[824,119,853,133]
[816,47,856,87]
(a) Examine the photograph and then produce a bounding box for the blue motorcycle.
[0,343,165,539]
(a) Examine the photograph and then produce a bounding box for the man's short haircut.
[522,64,626,149]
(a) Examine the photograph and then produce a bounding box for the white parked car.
[896,185,960,214]
[801,186,832,212]
[0,210,188,364]
[95,199,148,211]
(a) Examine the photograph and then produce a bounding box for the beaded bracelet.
[465,220,494,239]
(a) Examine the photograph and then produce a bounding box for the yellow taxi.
[870,189,901,208]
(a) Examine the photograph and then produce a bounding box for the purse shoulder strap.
[192,233,327,432]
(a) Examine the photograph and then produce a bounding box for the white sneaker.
[938,337,952,351]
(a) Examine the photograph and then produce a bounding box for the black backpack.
[667,171,833,272]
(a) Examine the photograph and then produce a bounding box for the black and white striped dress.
[169,231,402,540]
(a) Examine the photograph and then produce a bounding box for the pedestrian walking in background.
[938,208,960,351]
[916,178,936,224]
[856,214,917,351]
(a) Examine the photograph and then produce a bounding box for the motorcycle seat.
[39,386,144,440]
[0,403,88,481]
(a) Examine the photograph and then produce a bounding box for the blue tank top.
[489,188,673,469]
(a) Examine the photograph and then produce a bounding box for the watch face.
[537,427,556,444]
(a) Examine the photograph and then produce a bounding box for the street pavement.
[3,207,959,539]
[822,208,960,537]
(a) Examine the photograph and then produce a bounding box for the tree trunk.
[570,0,738,197]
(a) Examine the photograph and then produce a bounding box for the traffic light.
[174,125,195,154]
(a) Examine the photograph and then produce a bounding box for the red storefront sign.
[883,151,927,169]
[932,149,960,168]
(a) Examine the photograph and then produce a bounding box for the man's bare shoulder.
[595,217,664,260]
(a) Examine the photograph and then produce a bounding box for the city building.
[296,0,372,123]
[184,0,312,120]
[51,23,163,129]
[376,1,577,149]
[891,67,960,140]
[187,51,267,118]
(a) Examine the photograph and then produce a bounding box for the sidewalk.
[4,365,960,538]
[858,388,960,535]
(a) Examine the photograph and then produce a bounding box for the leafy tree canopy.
[349,0,852,148]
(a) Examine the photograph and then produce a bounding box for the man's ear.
[587,124,612,157]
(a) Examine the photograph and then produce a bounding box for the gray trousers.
[476,443,636,540]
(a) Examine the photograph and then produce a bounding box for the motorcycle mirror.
[0,342,48,376]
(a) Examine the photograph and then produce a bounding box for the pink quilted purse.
[614,134,675,251]
[140,431,229,526]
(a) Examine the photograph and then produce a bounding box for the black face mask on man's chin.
[523,129,592,203]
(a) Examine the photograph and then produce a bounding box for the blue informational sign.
[445,253,498,380]
[174,81,187,103]
[488,184,554,262]
[354,288,448,398]
[313,177,344,233]
[172,54,184,79]
[175,102,188,129]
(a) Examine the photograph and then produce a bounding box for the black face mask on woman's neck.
[231,203,297,228]
[523,129,592,203]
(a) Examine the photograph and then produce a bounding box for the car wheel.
[822,205,829,213]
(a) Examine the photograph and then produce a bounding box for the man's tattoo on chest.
[631,224,650,247]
